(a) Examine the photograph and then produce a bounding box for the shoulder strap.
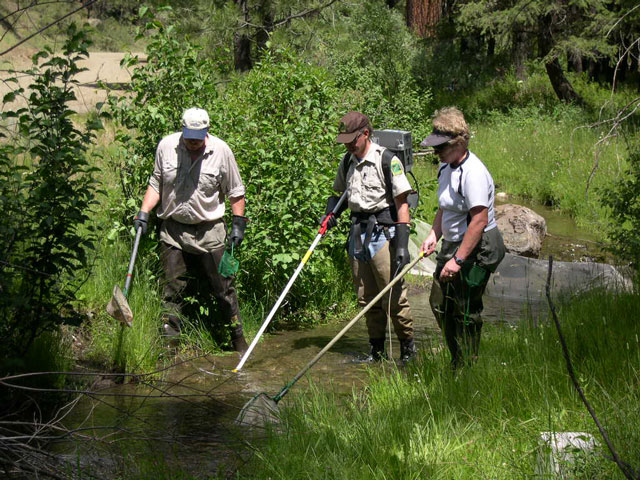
[381,148,395,194]
[341,152,351,180]
[437,164,447,180]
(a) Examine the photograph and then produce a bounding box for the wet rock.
[495,204,547,258]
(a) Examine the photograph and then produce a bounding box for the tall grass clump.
[471,105,627,231]
[77,232,165,373]
[243,288,640,479]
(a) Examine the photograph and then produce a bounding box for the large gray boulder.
[495,204,547,258]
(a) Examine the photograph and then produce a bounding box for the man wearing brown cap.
[134,107,249,354]
[322,111,416,363]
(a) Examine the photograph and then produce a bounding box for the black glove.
[133,210,149,235]
[394,223,411,273]
[229,215,247,247]
[318,195,346,230]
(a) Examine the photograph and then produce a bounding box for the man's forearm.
[230,196,246,216]
[394,193,410,223]
[140,186,160,213]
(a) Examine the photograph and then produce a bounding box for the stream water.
[53,205,620,478]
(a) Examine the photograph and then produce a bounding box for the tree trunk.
[234,33,253,72]
[234,0,253,71]
[512,30,528,81]
[255,0,274,53]
[568,54,583,74]
[487,36,495,57]
[538,14,583,104]
[545,58,583,104]
[406,0,442,38]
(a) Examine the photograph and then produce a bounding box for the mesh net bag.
[218,245,239,278]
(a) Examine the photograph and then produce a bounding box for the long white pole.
[233,233,324,372]
[233,192,348,372]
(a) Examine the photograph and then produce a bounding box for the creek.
[53,205,618,478]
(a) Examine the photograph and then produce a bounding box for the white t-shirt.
[437,151,497,242]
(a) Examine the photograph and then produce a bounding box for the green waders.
[429,227,505,369]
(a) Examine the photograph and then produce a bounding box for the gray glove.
[230,215,247,247]
[133,210,149,235]
[394,223,411,274]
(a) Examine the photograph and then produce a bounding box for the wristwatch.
[453,254,465,266]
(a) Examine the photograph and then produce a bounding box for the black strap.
[380,148,395,197]
[351,207,395,225]
[437,163,465,198]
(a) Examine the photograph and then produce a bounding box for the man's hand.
[318,212,338,230]
[318,195,346,231]
[134,210,149,235]
[421,229,438,256]
[394,223,411,273]
[230,215,248,247]
[439,258,461,282]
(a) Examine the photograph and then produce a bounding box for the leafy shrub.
[0,25,100,368]
[602,145,640,267]
[209,48,351,317]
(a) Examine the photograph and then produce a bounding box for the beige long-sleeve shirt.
[149,132,245,224]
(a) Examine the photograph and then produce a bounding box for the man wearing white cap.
[134,107,249,353]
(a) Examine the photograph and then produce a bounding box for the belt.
[350,208,394,261]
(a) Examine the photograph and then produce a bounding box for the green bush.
[209,48,352,319]
[0,25,100,369]
[602,145,640,268]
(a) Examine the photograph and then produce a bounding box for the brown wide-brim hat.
[336,111,370,143]
[420,129,457,147]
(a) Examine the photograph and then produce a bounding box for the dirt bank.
[1,51,145,114]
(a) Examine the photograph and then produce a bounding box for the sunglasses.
[433,141,453,154]
[347,131,364,146]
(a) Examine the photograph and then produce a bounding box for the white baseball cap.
[182,108,210,140]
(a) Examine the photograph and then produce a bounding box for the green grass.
[410,105,629,235]
[240,288,640,479]
[475,106,628,232]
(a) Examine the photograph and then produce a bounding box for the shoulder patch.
[390,158,403,176]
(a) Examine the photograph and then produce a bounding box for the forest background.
[0,0,639,478]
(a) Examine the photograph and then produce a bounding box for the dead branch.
[0,0,100,57]
[1,355,261,478]
[546,256,639,480]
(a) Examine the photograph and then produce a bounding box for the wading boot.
[229,317,248,354]
[399,337,417,365]
[161,315,181,339]
[231,334,249,354]
[361,338,386,363]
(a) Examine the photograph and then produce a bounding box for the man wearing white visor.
[134,107,249,353]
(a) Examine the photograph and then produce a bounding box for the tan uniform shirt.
[149,132,245,253]
[333,142,411,212]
